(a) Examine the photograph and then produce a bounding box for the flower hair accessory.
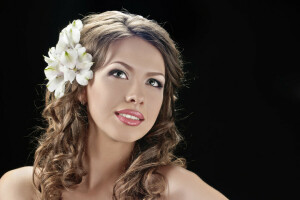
[44,19,94,98]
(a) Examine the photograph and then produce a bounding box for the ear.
[78,87,87,105]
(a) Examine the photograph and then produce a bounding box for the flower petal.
[75,44,82,49]
[77,61,93,71]
[44,56,55,65]
[44,65,59,80]
[54,81,66,99]
[60,66,76,83]
[70,27,80,44]
[76,46,86,56]
[46,76,64,92]
[56,31,69,53]
[60,49,78,69]
[78,51,92,62]
[56,40,67,54]
[60,29,69,44]
[48,47,57,60]
[76,70,93,85]
[72,19,83,30]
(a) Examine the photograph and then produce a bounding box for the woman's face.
[86,36,165,143]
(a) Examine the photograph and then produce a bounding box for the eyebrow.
[109,61,165,78]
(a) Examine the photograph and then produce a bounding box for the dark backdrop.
[0,0,299,199]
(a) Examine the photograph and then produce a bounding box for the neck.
[82,119,135,191]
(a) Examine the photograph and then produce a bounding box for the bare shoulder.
[0,166,40,200]
[157,165,228,200]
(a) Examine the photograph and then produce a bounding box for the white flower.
[43,19,93,99]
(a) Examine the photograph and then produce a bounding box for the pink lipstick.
[115,109,144,126]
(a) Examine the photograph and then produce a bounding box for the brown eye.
[147,78,163,88]
[109,69,127,79]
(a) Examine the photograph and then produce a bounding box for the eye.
[109,69,127,79]
[109,69,163,89]
[147,78,163,88]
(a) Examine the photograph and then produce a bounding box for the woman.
[0,11,228,200]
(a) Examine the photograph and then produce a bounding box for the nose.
[125,83,144,105]
[125,94,144,105]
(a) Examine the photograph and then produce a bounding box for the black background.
[0,0,299,199]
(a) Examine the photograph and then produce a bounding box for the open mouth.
[115,112,144,126]
[115,112,143,121]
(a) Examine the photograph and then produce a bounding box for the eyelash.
[109,69,163,89]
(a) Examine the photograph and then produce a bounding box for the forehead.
[102,36,165,75]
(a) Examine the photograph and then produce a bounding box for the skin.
[62,36,166,199]
[0,37,228,200]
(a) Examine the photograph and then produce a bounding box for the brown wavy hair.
[33,11,187,200]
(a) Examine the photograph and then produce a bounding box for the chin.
[108,132,144,143]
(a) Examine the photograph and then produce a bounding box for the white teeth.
[119,113,140,120]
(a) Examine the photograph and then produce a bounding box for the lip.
[115,109,145,120]
[115,109,144,126]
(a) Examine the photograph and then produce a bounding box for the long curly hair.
[33,11,187,200]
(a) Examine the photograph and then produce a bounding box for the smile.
[115,112,144,126]
[119,113,140,120]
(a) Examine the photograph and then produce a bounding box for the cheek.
[145,89,164,120]
[87,76,127,114]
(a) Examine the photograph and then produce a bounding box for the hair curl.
[33,11,187,200]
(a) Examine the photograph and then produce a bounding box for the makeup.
[115,109,144,126]
[87,37,164,142]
